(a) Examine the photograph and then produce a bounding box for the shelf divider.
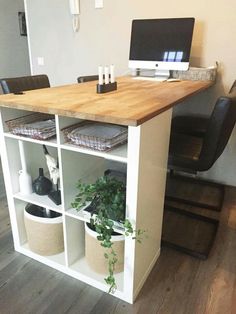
[60,142,127,163]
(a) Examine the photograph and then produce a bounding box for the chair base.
[165,172,225,212]
[162,205,219,260]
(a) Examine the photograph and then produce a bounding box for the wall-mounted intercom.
[69,0,80,32]
[69,0,80,15]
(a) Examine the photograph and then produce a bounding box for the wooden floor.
[1,187,236,314]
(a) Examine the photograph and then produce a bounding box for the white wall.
[25,0,236,186]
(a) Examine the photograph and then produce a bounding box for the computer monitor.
[129,18,195,79]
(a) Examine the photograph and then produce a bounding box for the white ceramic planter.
[85,222,125,274]
[24,205,64,256]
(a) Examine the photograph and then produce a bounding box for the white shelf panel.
[69,256,124,293]
[60,142,127,163]
[20,243,66,266]
[66,207,125,234]
[14,192,63,212]
[4,132,58,147]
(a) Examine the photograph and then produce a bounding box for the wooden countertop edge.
[0,80,213,127]
[0,102,138,127]
[131,81,214,126]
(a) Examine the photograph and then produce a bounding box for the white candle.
[104,66,109,84]
[98,66,103,85]
[110,64,115,83]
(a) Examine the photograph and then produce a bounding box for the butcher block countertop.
[0,76,212,126]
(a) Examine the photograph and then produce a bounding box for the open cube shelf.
[0,107,170,303]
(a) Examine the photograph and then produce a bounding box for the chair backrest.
[0,74,50,94]
[199,96,236,170]
[77,75,98,83]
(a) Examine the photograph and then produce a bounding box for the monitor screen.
[129,18,195,72]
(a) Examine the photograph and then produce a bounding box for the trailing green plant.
[71,175,145,293]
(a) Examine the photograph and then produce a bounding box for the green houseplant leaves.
[72,175,145,293]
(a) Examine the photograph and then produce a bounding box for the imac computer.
[129,18,195,80]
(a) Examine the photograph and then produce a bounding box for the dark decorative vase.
[33,168,52,195]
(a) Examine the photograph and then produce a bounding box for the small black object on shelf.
[33,168,52,195]
[96,82,117,94]
[48,189,61,206]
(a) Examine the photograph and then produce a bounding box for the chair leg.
[161,205,219,260]
[165,172,225,212]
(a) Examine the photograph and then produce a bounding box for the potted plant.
[71,174,144,293]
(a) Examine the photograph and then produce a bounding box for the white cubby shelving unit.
[0,106,172,304]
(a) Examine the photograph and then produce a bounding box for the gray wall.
[0,0,30,197]
[25,0,236,186]
[0,0,30,78]
[0,163,5,198]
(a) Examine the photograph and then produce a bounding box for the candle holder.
[96,82,117,94]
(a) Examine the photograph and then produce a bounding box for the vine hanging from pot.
[72,175,146,293]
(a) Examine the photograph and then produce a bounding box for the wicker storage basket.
[24,205,64,256]
[85,223,124,274]
[61,121,128,151]
[171,64,217,82]
[5,112,56,140]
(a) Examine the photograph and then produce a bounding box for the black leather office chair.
[0,74,50,94]
[162,95,236,259]
[167,81,236,211]
[77,75,98,83]
[169,96,236,171]
[171,80,236,137]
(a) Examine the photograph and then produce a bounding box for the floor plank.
[0,186,236,314]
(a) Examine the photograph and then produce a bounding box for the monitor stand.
[132,69,170,82]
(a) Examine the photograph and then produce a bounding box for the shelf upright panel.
[64,216,85,267]
[57,116,82,145]
[54,115,65,211]
[0,110,21,249]
[124,109,172,303]
[54,114,68,265]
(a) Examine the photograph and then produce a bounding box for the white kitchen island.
[0,76,212,303]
